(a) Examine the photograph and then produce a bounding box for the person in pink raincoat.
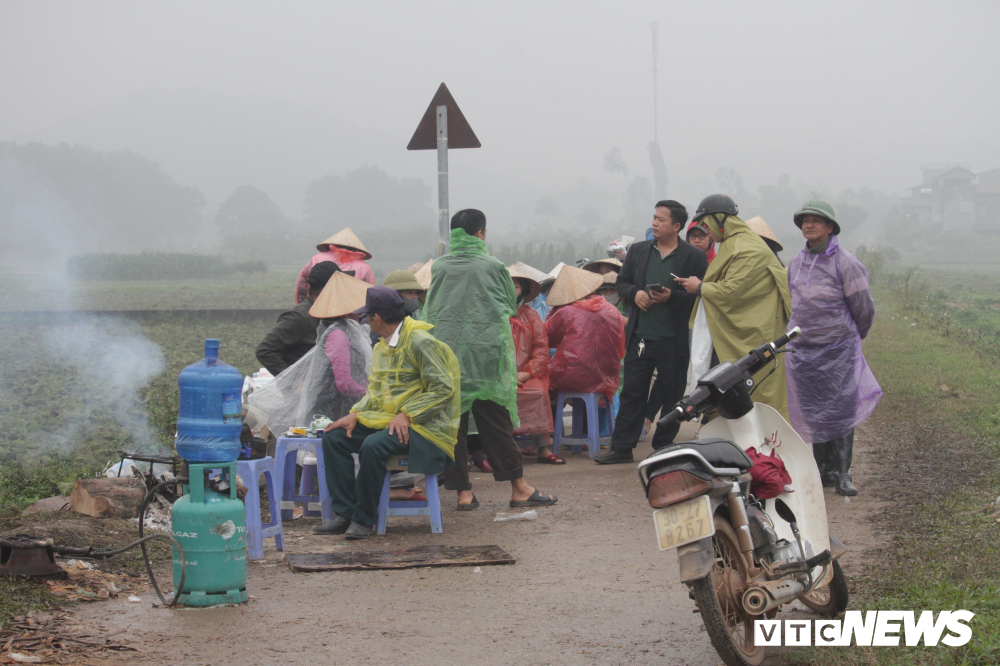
[294,228,375,303]
[786,200,882,497]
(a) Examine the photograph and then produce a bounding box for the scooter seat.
[652,438,753,471]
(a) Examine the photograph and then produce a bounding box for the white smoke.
[43,317,166,455]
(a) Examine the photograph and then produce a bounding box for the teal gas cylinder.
[171,462,248,606]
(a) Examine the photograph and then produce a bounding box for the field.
[0,270,297,311]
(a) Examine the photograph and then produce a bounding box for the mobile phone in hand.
[647,283,666,293]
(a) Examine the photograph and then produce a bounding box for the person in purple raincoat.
[786,200,882,497]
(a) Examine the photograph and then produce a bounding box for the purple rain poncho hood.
[786,235,882,443]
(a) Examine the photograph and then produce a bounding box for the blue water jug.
[175,339,244,463]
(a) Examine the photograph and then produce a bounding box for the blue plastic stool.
[274,437,333,523]
[236,456,284,560]
[298,457,322,518]
[552,392,616,460]
[376,453,442,535]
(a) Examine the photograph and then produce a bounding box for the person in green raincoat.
[313,287,461,539]
[674,194,792,419]
[423,209,558,511]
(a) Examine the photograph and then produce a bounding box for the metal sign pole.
[436,105,449,255]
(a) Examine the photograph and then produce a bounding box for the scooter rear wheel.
[799,559,849,617]
[692,516,764,666]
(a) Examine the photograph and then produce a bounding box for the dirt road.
[77,421,882,666]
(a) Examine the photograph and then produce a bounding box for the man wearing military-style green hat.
[786,199,882,497]
[383,269,426,320]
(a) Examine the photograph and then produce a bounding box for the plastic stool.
[273,437,333,523]
[236,457,284,560]
[298,454,321,518]
[552,392,616,460]
[376,453,442,535]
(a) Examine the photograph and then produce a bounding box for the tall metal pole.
[651,21,659,145]
[436,105,449,255]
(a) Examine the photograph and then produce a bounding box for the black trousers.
[611,336,689,451]
[444,400,524,491]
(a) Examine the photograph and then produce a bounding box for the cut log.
[69,478,146,519]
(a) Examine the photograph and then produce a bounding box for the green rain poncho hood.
[693,214,792,419]
[422,229,520,426]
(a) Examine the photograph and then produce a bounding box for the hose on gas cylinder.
[134,479,186,607]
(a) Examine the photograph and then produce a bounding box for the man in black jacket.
[595,200,709,464]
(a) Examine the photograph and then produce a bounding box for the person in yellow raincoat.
[314,287,461,540]
[675,194,792,419]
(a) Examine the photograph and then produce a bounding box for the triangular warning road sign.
[407,83,481,150]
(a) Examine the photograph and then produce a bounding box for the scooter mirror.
[774,498,797,525]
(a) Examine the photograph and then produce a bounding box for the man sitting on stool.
[313,287,461,540]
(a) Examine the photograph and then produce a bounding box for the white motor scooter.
[636,327,848,666]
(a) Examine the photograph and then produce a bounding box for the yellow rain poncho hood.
[693,214,792,418]
[351,317,461,459]
[423,228,520,426]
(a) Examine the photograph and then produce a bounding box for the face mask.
[603,293,620,306]
[401,296,422,315]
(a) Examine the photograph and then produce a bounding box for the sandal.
[510,488,557,508]
[537,453,565,465]
[520,446,538,457]
[457,494,479,511]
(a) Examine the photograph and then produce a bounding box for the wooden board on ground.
[287,545,515,572]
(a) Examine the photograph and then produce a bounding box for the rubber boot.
[835,433,858,496]
[812,443,836,488]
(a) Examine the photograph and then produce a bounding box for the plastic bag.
[493,509,538,522]
[687,301,713,395]
[744,446,792,500]
[248,318,371,437]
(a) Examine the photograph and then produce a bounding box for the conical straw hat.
[407,261,425,274]
[506,263,543,302]
[316,227,372,258]
[745,216,783,252]
[601,272,618,286]
[546,265,604,307]
[309,271,372,318]
[414,259,434,290]
[507,261,548,283]
[582,257,623,273]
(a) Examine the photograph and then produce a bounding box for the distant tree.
[603,148,629,182]
[0,142,205,260]
[215,185,287,259]
[534,197,561,219]
[625,176,653,227]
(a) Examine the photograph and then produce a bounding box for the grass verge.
[788,280,1000,665]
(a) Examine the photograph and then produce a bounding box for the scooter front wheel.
[692,516,764,666]
[799,559,849,617]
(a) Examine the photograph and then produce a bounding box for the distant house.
[901,163,1000,232]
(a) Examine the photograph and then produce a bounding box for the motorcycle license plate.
[653,495,714,551]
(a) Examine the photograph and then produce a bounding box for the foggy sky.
[2,0,998,231]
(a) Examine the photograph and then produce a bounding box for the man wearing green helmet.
[785,200,882,497]
[382,269,426,320]
[674,194,792,420]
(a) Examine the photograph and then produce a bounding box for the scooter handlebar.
[655,406,685,429]
[771,326,801,351]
